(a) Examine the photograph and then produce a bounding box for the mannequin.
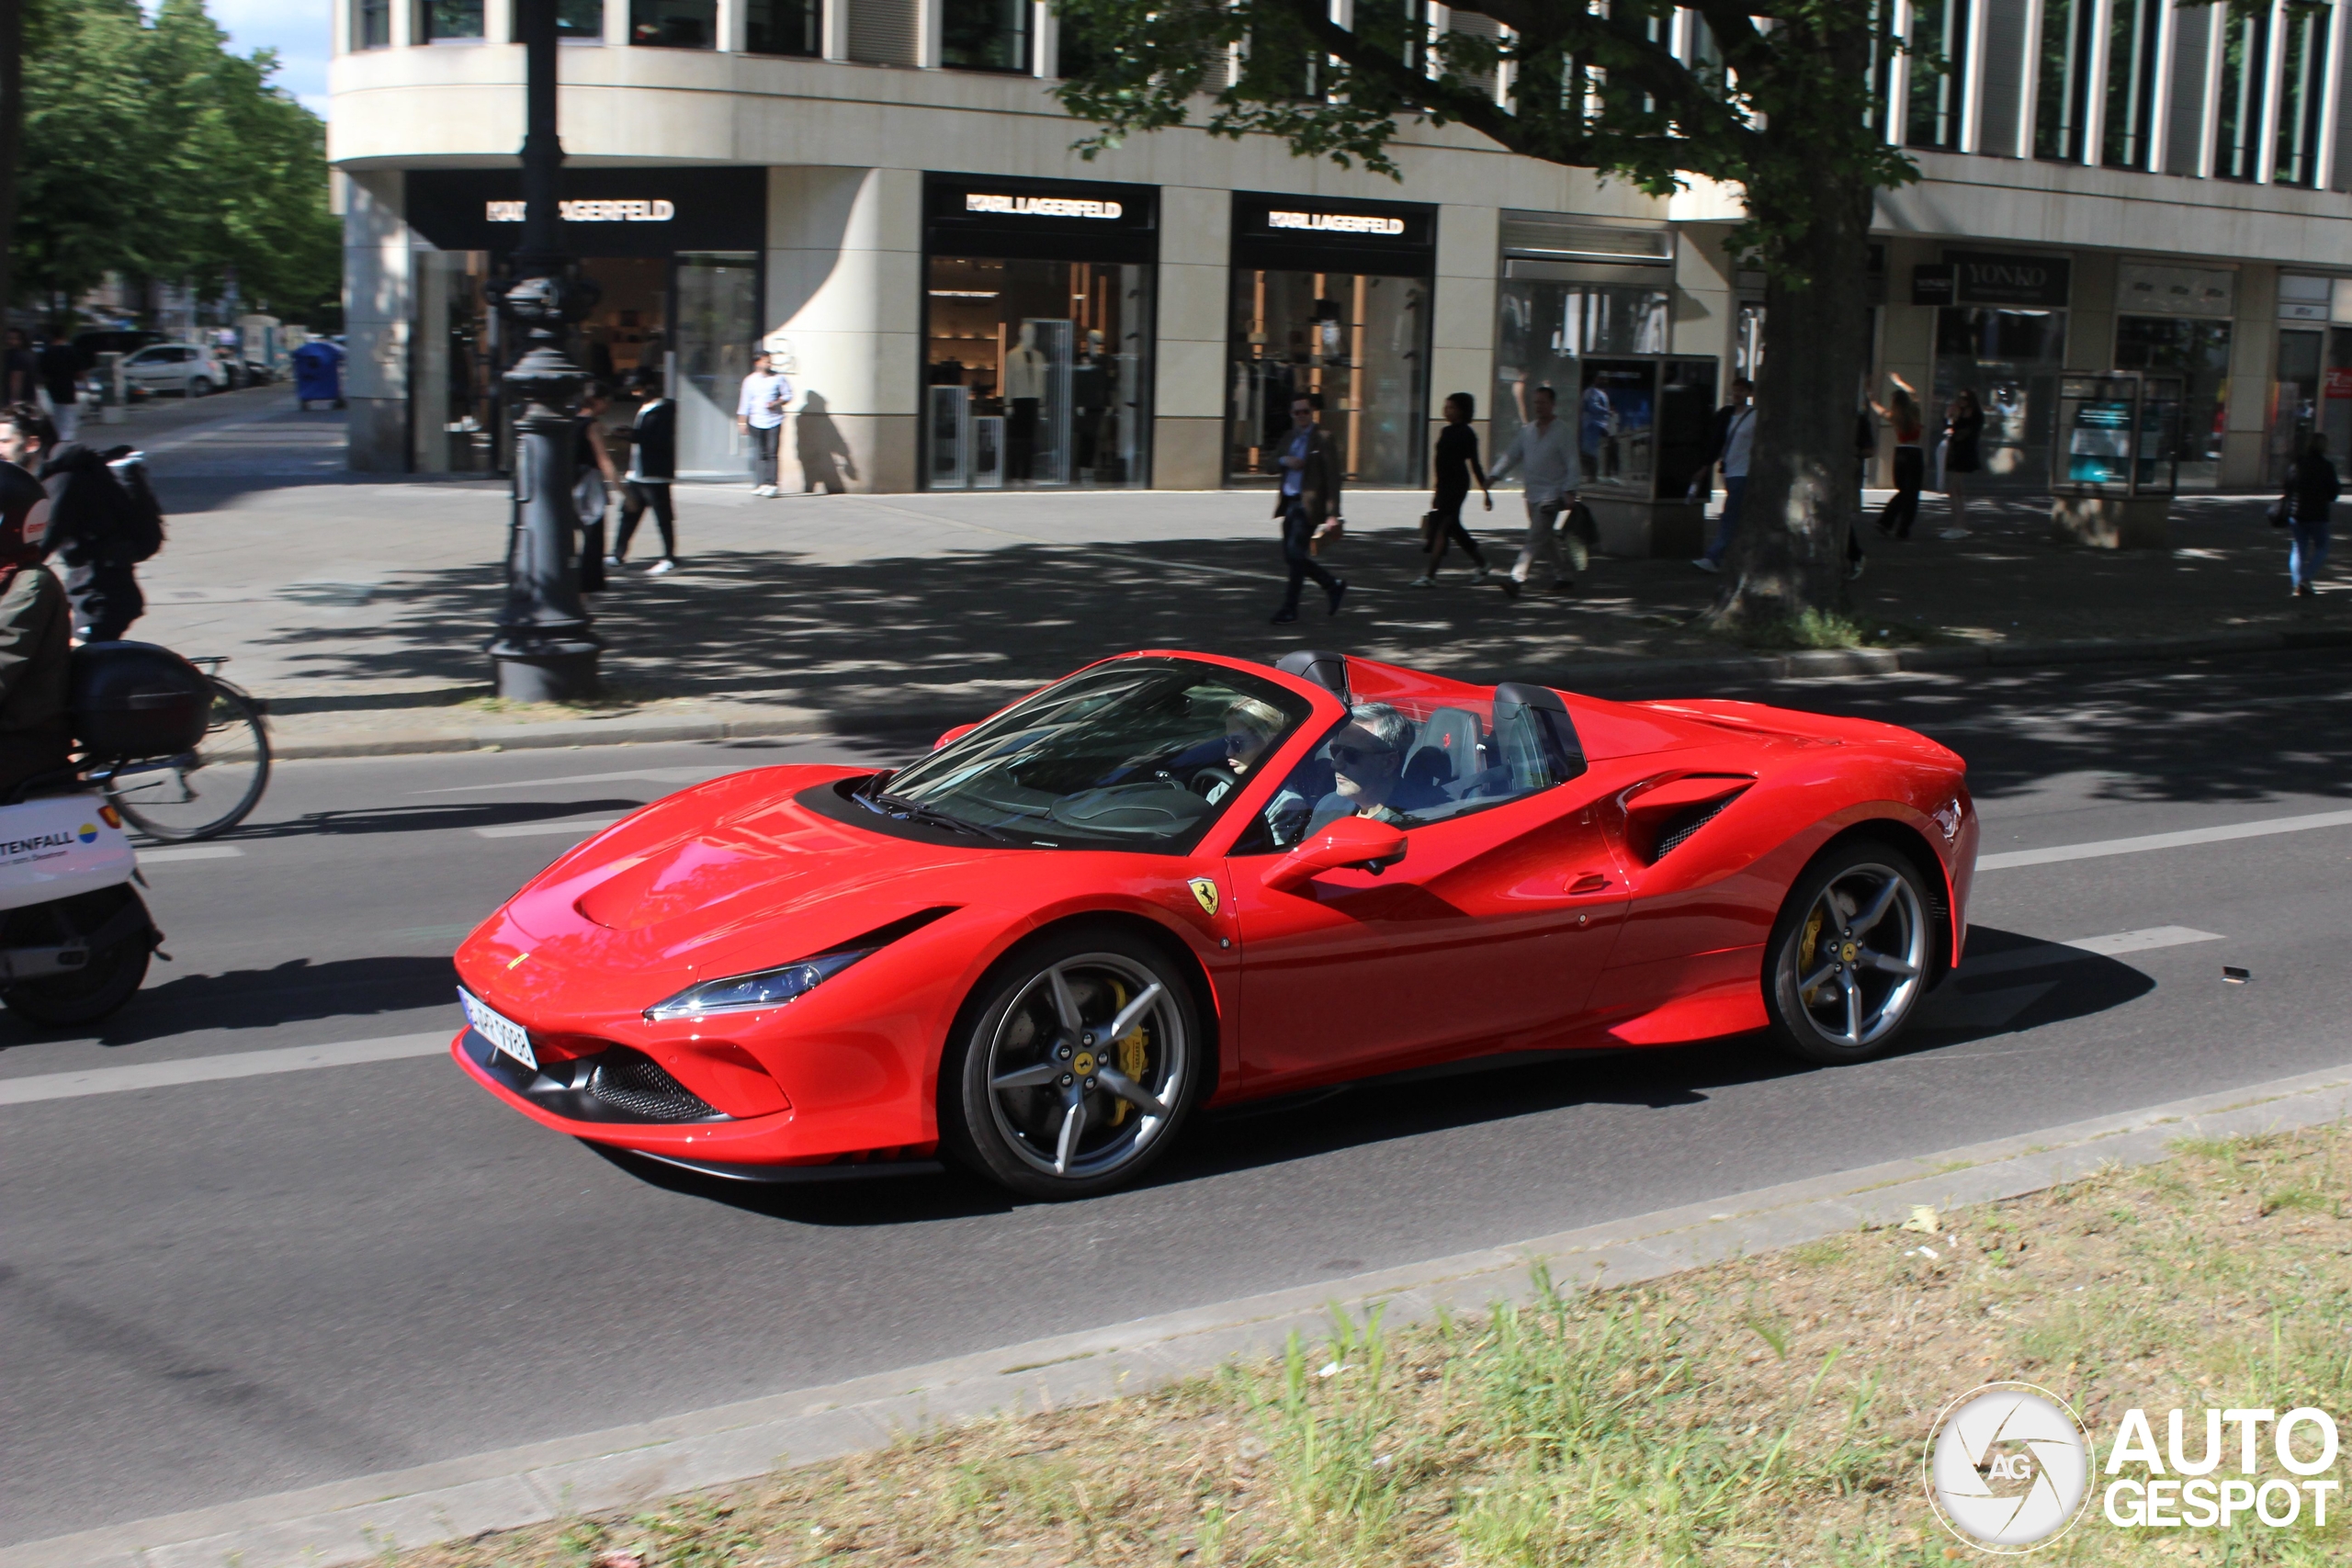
[1070,328,1107,477]
[1004,321,1046,479]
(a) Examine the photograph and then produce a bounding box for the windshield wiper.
[861,790,1018,844]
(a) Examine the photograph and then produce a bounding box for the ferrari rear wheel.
[1764,840,1937,1066]
[945,928,1199,1200]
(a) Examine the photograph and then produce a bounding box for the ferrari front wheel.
[1764,840,1938,1066]
[944,928,1200,1200]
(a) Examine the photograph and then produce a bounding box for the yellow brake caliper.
[1799,909,1826,1004]
[1104,979,1151,1125]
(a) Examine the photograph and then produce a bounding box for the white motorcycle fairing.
[0,795,137,915]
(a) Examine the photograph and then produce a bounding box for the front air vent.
[588,1052,720,1122]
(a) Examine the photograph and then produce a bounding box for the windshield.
[875,658,1318,852]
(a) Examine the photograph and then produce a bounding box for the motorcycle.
[0,785,160,1027]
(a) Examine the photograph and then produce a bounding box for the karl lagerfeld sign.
[487,198,676,223]
[1947,250,2073,309]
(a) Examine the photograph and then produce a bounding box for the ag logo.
[1188,877,1220,916]
[1925,1382,2093,1552]
[77,823,99,843]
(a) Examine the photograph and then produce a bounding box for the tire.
[1763,837,1942,1066]
[941,925,1202,1200]
[2,886,153,1028]
[188,378,213,397]
[106,680,271,842]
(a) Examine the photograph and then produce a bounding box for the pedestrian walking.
[1411,392,1510,593]
[1936,389,1984,540]
[1873,377,1926,539]
[1690,378,1756,574]
[0,402,144,642]
[2283,433,2340,597]
[573,382,621,592]
[612,369,680,574]
[1490,385,1586,592]
[737,350,792,497]
[1268,391,1347,625]
[38,332,83,442]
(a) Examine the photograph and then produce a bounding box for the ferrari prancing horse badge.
[1188,877,1220,916]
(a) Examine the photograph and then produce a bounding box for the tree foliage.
[14,0,338,321]
[1053,0,1932,627]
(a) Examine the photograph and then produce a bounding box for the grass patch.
[395,1123,2352,1567]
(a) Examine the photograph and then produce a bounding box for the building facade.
[330,0,2352,495]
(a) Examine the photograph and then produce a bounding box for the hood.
[1634,697,1961,765]
[471,765,1007,1000]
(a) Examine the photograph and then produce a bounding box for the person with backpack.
[0,403,154,643]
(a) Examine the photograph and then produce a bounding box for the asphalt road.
[6,652,2352,1545]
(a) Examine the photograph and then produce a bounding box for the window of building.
[1905,0,1969,151]
[2213,4,2271,180]
[2274,2,2332,186]
[2033,0,2096,162]
[556,0,602,38]
[2114,315,2231,490]
[632,0,715,47]
[1493,283,1672,459]
[940,0,1033,72]
[2100,0,2162,168]
[747,0,821,55]
[356,0,390,48]
[421,0,485,41]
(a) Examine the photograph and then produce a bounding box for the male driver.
[1305,702,1442,834]
[1489,384,1583,592]
[1269,391,1347,625]
[0,402,142,643]
[736,350,792,498]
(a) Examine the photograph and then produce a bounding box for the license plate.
[460,987,537,1072]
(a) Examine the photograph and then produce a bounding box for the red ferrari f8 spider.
[452,649,1976,1198]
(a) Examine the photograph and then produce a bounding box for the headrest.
[1274,649,1351,703]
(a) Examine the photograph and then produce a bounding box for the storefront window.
[1230,270,1429,488]
[412,251,499,475]
[2113,315,2230,490]
[747,0,821,54]
[674,254,759,479]
[632,0,715,47]
[1493,281,1670,459]
[358,0,390,49]
[1932,307,2067,491]
[925,258,1152,488]
[421,0,485,41]
[941,0,1031,71]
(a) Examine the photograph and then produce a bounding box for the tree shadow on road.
[0,956,461,1049]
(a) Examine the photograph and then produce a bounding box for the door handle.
[1568,872,1611,895]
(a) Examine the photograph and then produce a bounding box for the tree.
[1052,0,1926,632]
[9,0,339,324]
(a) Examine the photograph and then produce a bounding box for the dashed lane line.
[1976,807,2352,870]
[474,817,628,839]
[136,845,243,863]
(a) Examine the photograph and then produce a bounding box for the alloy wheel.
[1788,860,1928,1050]
[982,952,1190,1181]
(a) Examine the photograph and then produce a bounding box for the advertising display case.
[1566,355,1719,557]
[2050,370,2182,548]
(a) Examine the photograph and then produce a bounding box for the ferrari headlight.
[644,949,871,1022]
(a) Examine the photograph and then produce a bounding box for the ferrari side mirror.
[1262,816,1409,893]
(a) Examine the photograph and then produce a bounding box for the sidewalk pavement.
[120,400,2352,757]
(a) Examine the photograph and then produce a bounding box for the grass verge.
[398,1124,2352,1566]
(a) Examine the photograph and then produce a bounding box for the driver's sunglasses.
[1329,743,1390,767]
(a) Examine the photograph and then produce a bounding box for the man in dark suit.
[1270,391,1348,625]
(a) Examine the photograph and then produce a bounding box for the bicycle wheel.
[105,680,271,842]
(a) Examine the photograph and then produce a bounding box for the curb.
[262,626,2352,761]
[17,1060,2351,1568]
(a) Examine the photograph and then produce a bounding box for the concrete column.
[2068,250,2119,370]
[2224,264,2278,485]
[486,0,514,43]
[390,0,414,46]
[1430,203,1498,469]
[1671,225,1737,377]
[605,0,631,48]
[1151,185,1230,489]
[764,166,922,493]
[343,168,413,473]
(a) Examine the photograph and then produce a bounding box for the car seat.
[1400,706,1486,797]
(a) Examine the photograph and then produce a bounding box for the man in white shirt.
[736,352,792,497]
[1488,384,1583,592]
[1693,378,1756,573]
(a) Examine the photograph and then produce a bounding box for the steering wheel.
[1191,766,1238,800]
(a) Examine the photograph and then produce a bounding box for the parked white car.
[118,343,235,398]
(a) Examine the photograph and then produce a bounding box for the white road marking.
[475,817,628,839]
[1977,807,2352,870]
[1957,926,2225,978]
[0,1032,451,1108]
[137,844,244,863]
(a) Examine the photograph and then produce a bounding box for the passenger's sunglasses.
[1330,743,1391,767]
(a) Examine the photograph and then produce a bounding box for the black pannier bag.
[71,642,211,759]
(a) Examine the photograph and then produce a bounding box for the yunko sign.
[486,199,676,223]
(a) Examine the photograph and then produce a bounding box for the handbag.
[1419,510,1441,548]
[2268,496,2290,527]
[1309,515,1346,556]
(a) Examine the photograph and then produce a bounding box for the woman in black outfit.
[612,368,680,573]
[1937,389,1984,540]
[1411,392,1513,595]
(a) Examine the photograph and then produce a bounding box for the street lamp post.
[486,0,602,702]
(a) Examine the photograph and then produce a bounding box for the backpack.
[98,446,167,563]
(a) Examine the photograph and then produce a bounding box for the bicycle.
[87,658,272,842]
